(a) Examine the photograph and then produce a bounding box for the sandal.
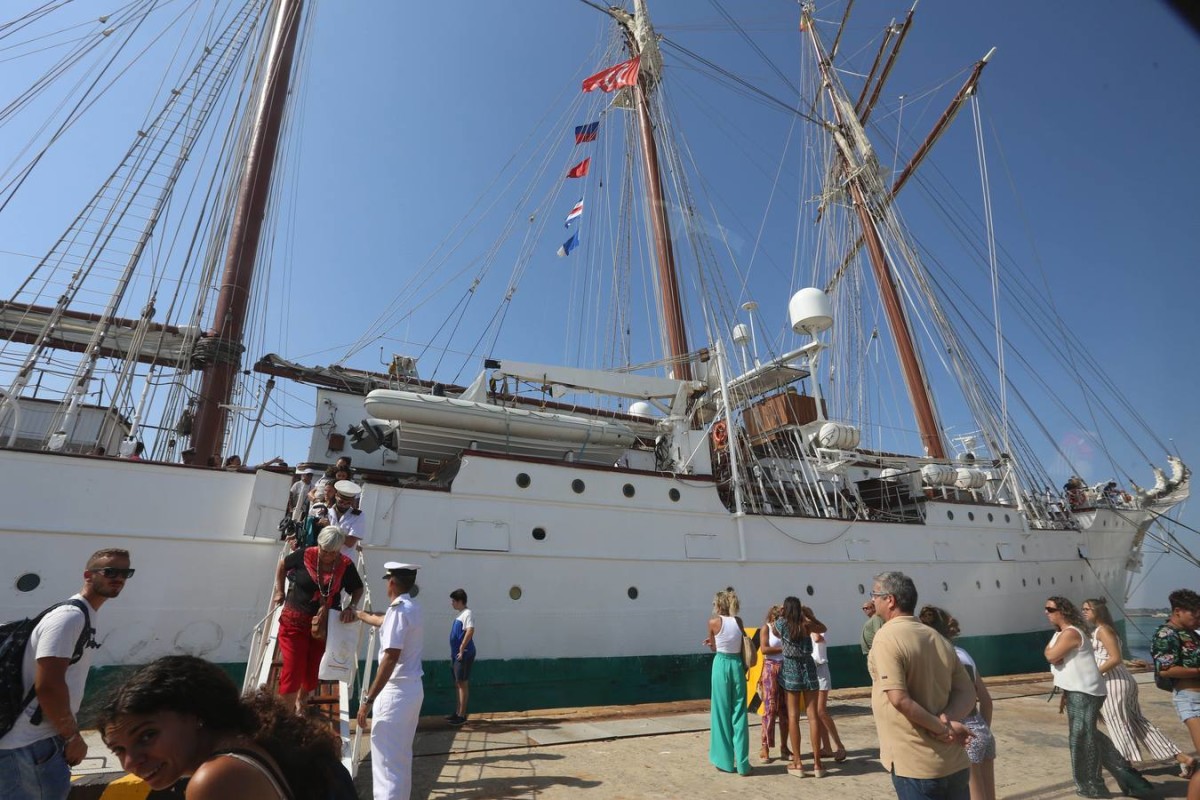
[759,748,771,762]
[1181,757,1200,778]
[788,760,806,774]
[834,747,847,763]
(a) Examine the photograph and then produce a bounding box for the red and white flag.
[582,56,641,93]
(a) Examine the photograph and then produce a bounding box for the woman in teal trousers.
[705,587,751,775]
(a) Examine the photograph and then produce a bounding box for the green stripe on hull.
[79,626,1061,720]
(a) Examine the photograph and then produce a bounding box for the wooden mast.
[802,6,947,459]
[188,0,304,464]
[614,1,691,381]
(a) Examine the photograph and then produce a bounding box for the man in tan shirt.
[868,571,976,800]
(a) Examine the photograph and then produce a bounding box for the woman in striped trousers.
[1084,598,1198,776]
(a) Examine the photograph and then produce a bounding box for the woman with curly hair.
[98,655,354,799]
[774,596,826,776]
[1083,597,1195,775]
[704,587,751,776]
[1044,596,1153,798]
[919,605,996,800]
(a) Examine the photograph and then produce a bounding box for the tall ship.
[0,1,1191,712]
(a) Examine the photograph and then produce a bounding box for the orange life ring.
[711,421,729,449]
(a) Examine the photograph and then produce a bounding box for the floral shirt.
[1151,623,1200,672]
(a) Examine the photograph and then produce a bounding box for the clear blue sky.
[0,1,1195,605]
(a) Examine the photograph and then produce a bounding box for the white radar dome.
[788,288,833,334]
[731,323,750,346]
[628,401,656,419]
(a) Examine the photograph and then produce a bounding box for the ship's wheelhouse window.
[571,479,585,494]
[627,587,639,599]
[668,488,681,502]
[15,573,40,593]
[623,483,635,498]
[532,527,546,541]
[509,586,523,600]
[516,473,531,488]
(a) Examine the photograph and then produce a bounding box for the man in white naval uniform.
[329,480,367,560]
[357,562,423,800]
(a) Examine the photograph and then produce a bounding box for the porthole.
[1069,575,1074,583]
[628,587,639,600]
[509,586,523,600]
[1051,577,1056,585]
[975,580,981,590]
[806,585,814,596]
[15,573,40,593]
[532,527,546,541]
[968,512,975,521]
[572,479,585,494]
[857,584,865,595]
[622,483,635,498]
[1022,578,1027,587]
[410,584,420,598]
[1038,577,1042,586]
[1005,514,1011,523]
[516,473,531,488]
[995,579,1001,589]
[987,513,994,522]
[947,510,955,520]
[942,581,949,592]
[669,488,681,502]
[1021,545,1027,554]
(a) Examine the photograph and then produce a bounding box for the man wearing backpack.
[0,548,133,799]
[1151,588,1200,762]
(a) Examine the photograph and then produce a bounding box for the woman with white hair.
[271,525,363,712]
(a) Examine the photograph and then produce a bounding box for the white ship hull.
[0,446,1143,710]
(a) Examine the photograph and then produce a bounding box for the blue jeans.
[891,766,970,800]
[0,736,70,800]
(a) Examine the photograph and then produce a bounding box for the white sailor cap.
[296,466,321,475]
[382,561,420,579]
[334,480,362,498]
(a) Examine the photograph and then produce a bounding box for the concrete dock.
[73,671,1195,799]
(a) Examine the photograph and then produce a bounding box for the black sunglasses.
[95,567,136,579]
[1044,606,1058,613]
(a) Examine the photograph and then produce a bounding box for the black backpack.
[0,599,95,738]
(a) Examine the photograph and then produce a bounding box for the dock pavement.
[71,670,1195,799]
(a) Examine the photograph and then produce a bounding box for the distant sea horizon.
[1125,610,1169,662]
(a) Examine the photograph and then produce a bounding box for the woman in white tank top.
[1044,596,1153,798]
[705,587,751,776]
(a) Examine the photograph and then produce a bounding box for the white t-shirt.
[379,594,423,683]
[456,609,475,631]
[0,595,99,750]
[811,631,828,665]
[328,505,368,560]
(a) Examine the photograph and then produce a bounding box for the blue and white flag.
[564,199,584,227]
[557,231,580,257]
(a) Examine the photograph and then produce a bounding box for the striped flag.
[582,56,641,93]
[557,232,580,257]
[574,122,599,144]
[565,199,584,227]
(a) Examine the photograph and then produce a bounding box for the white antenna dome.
[628,401,655,419]
[731,323,750,346]
[788,288,833,335]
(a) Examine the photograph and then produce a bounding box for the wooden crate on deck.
[744,392,824,446]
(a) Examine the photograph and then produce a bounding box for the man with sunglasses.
[862,597,884,655]
[0,548,133,799]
